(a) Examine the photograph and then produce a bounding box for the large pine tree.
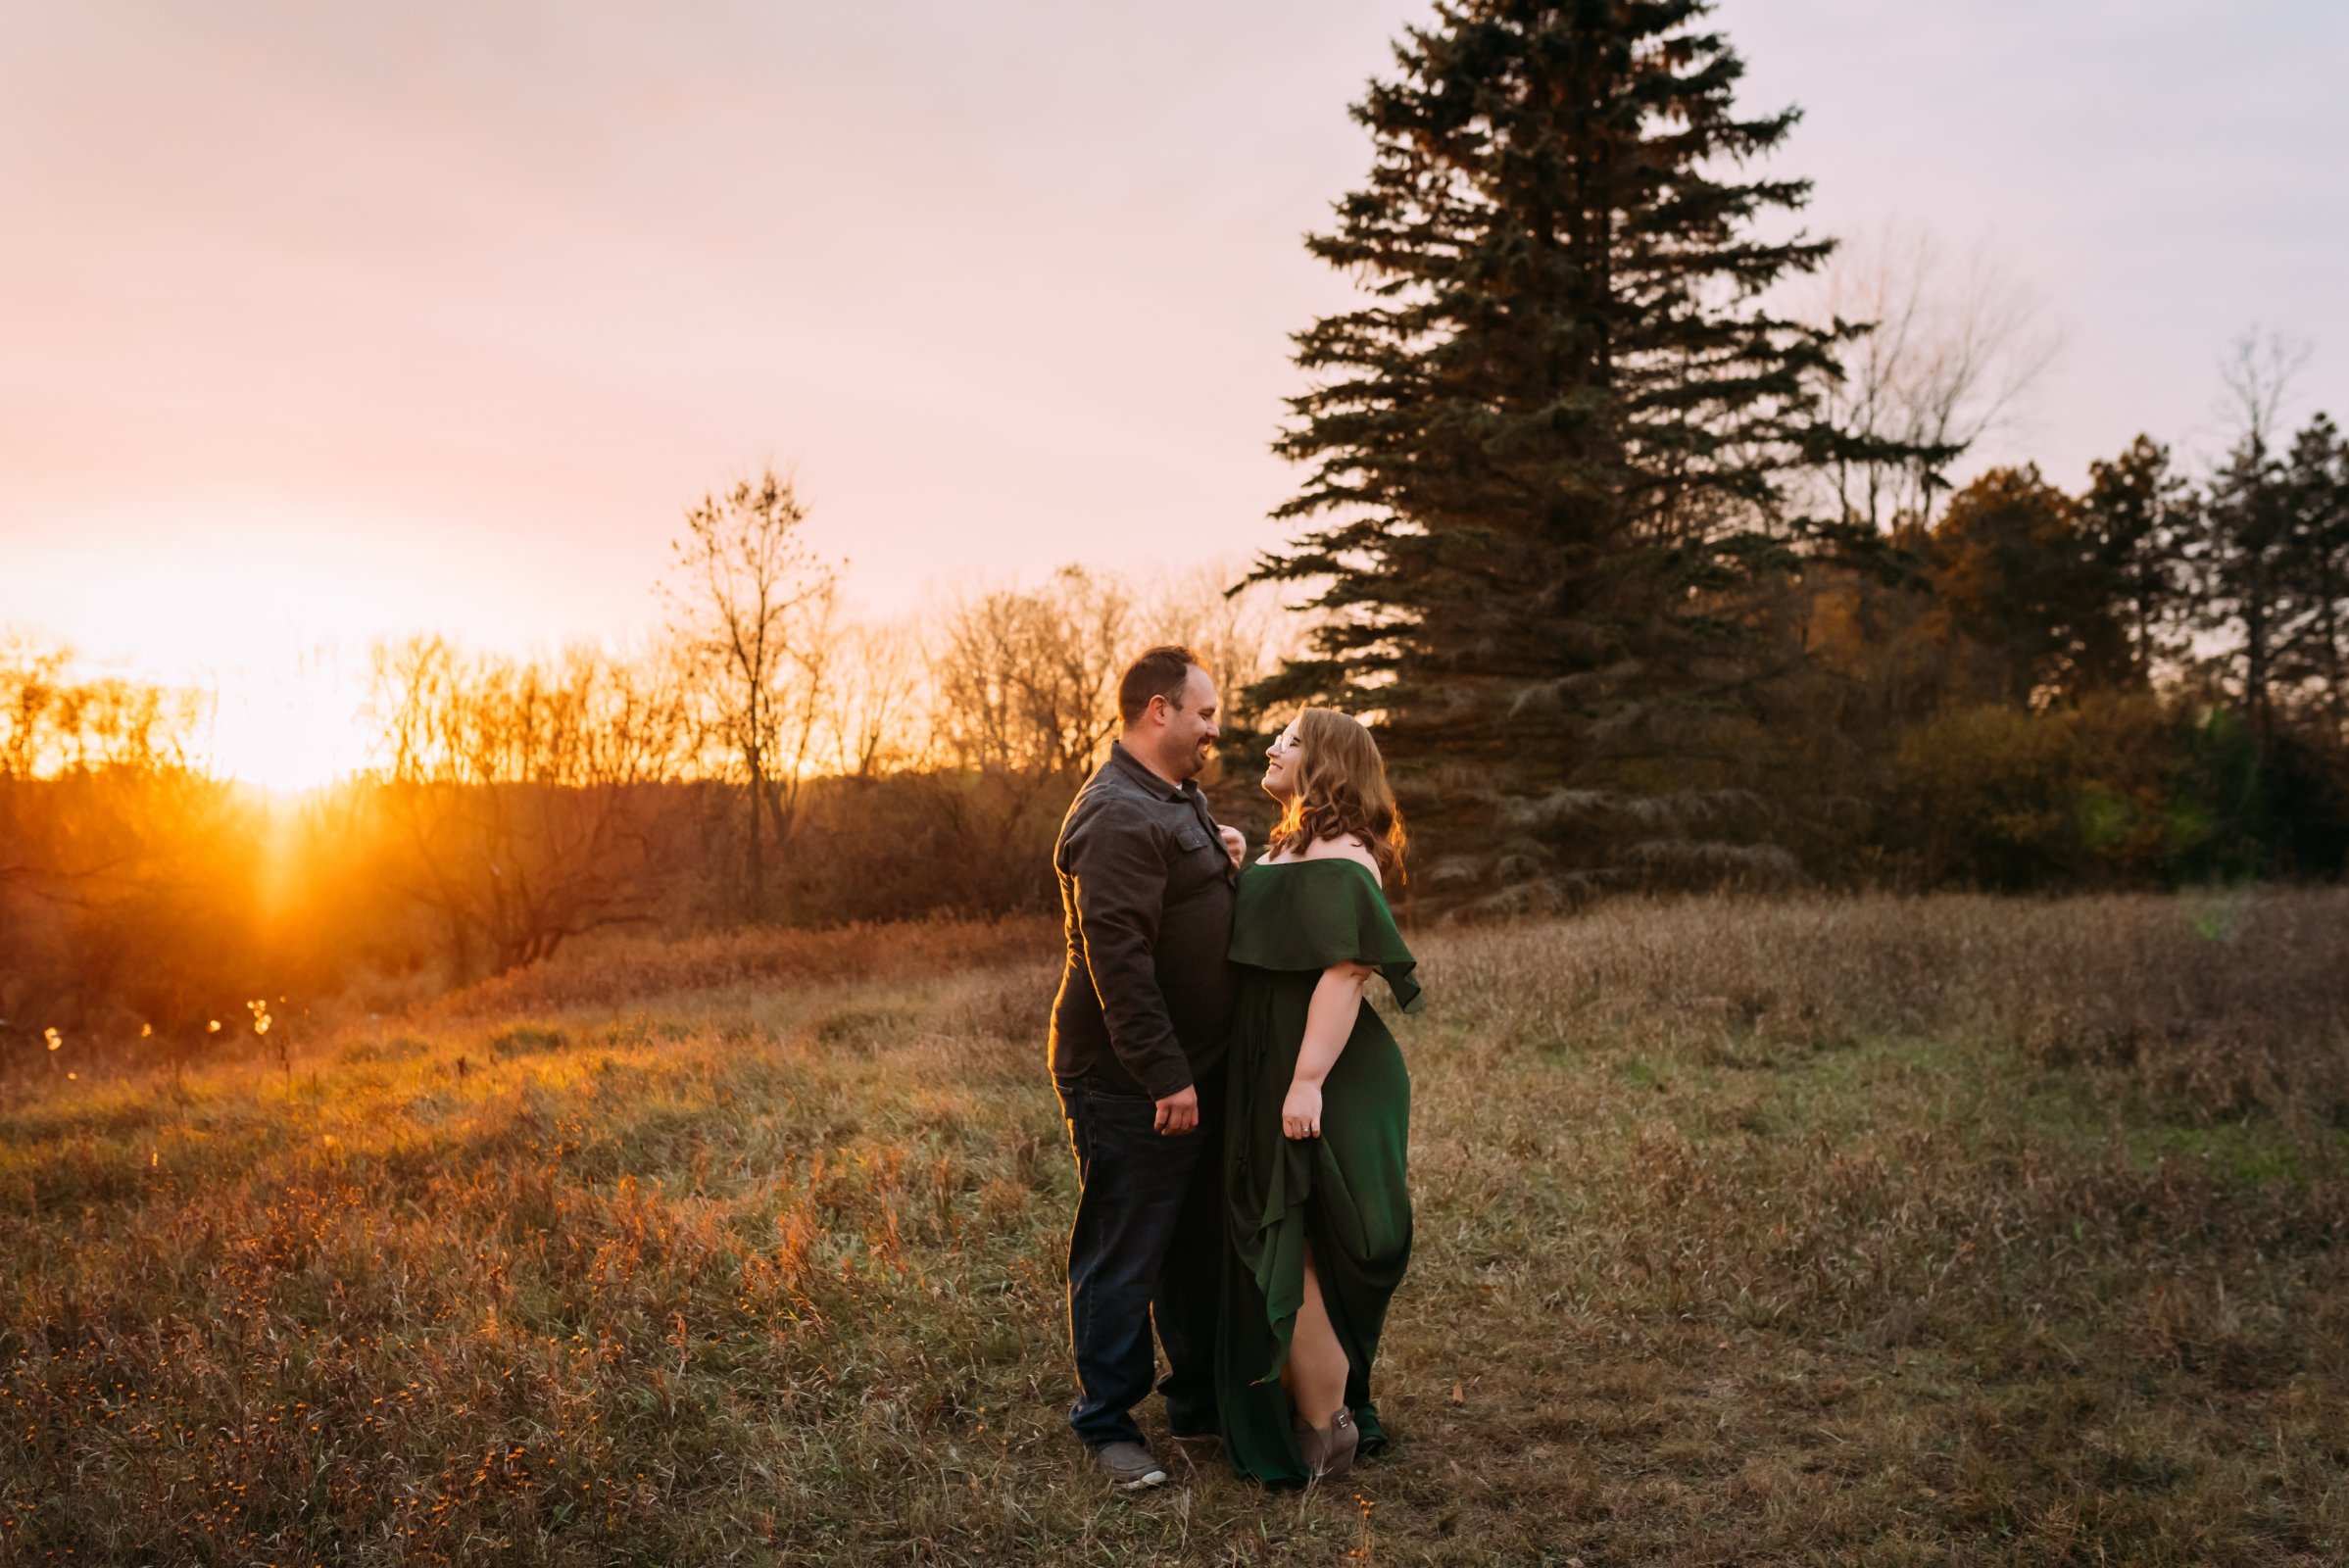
[1250,0,1869,910]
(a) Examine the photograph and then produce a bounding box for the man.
[1051,645,1244,1491]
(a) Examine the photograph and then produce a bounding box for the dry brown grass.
[418,914,1061,1023]
[3,890,2345,1564]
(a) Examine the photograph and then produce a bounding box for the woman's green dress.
[1218,858,1422,1486]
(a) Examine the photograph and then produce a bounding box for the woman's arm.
[1282,961,1378,1139]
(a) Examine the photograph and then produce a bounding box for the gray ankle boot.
[1294,1405,1358,1480]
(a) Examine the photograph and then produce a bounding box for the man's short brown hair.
[1117,646,1204,725]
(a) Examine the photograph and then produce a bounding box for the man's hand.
[1154,1084,1199,1136]
[1217,823,1247,869]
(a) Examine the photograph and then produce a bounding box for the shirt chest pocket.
[1171,823,1226,881]
[1167,810,1229,884]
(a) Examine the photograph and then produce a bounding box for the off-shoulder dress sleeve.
[1228,859,1422,1013]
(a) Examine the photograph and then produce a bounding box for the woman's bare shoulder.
[1297,833,1381,875]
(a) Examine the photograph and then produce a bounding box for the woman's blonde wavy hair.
[1269,708,1408,882]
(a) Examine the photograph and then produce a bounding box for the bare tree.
[0,636,207,919]
[1138,562,1302,737]
[918,566,1134,900]
[0,635,71,782]
[821,618,930,780]
[0,635,203,782]
[661,467,841,913]
[758,579,841,853]
[2215,327,2314,453]
[369,638,697,975]
[1801,221,2064,531]
[930,564,1133,781]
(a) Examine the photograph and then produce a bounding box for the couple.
[1048,645,1421,1491]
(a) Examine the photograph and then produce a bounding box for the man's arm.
[1064,801,1195,1120]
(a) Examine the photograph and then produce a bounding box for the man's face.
[1158,666,1220,780]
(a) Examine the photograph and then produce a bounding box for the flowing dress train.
[1216,858,1421,1486]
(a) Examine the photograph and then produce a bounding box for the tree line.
[0,554,1289,1048]
[7,0,2347,1050]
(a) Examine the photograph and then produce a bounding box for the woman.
[1217,707,1420,1487]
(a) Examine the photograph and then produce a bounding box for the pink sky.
[6,0,2345,687]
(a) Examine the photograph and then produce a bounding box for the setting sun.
[8,522,519,791]
[201,662,373,792]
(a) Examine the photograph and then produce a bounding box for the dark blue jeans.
[1057,1072,1225,1448]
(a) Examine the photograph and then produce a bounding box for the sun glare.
[13,532,416,792]
[203,666,374,793]
[19,503,656,794]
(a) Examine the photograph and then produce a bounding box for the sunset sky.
[5,0,2346,781]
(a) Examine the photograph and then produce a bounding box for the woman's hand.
[1282,1079,1324,1140]
[1218,823,1247,869]
[1286,964,1371,1141]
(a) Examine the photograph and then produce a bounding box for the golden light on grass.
[5,894,2343,1560]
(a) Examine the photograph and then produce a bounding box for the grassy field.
[4,891,2348,1566]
